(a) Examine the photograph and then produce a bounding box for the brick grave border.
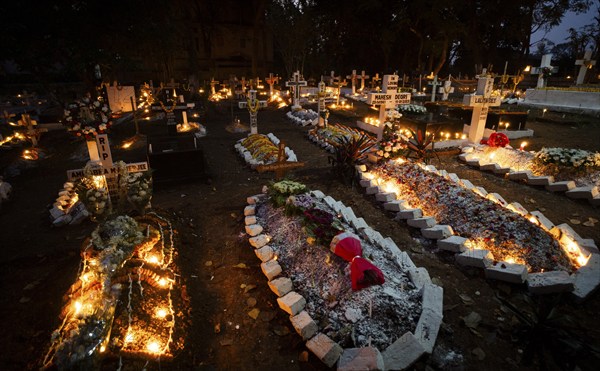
[356,162,600,301]
[459,146,600,207]
[244,190,443,370]
[234,133,298,168]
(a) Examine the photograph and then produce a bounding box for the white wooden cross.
[367,74,411,140]
[18,113,42,147]
[438,77,454,101]
[358,70,370,91]
[428,75,441,102]
[210,78,220,95]
[265,73,280,96]
[575,50,596,85]
[463,72,501,143]
[285,71,307,109]
[371,73,381,90]
[332,78,347,104]
[254,76,263,89]
[531,54,557,88]
[238,90,267,134]
[346,70,358,95]
[317,80,330,127]
[328,70,340,85]
[67,134,149,198]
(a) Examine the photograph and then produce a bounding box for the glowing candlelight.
[147,340,162,354]
[520,141,528,151]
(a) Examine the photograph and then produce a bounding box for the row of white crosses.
[345,70,371,95]
[463,69,501,143]
[366,74,411,140]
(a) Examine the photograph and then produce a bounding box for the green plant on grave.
[404,128,440,164]
[328,132,376,185]
[497,293,600,370]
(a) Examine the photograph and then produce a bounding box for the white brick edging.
[234,133,298,168]
[459,146,600,206]
[356,163,599,300]
[243,190,442,369]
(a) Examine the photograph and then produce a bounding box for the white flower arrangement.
[126,171,153,212]
[535,147,600,169]
[398,104,427,114]
[271,180,307,195]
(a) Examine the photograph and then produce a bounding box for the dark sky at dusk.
[531,5,598,46]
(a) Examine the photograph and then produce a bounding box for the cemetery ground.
[0,101,599,370]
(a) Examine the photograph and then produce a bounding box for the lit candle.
[520,141,528,151]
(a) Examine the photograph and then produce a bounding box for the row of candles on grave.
[66,239,175,358]
[361,160,590,268]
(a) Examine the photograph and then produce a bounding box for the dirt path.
[0,100,598,370]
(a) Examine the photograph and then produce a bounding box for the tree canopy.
[0,0,596,83]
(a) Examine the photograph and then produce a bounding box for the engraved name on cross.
[463,72,501,143]
[367,74,411,140]
[238,89,267,135]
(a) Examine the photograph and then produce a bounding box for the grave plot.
[357,160,599,299]
[459,145,600,206]
[43,213,185,369]
[244,181,443,369]
[234,133,298,168]
[307,123,375,153]
[286,108,318,126]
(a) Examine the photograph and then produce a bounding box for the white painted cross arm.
[285,80,307,87]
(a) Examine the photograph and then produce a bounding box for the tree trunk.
[433,36,448,76]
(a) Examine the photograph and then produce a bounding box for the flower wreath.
[63,96,112,140]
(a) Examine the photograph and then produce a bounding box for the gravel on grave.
[374,161,577,273]
[469,146,600,188]
[255,196,422,350]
